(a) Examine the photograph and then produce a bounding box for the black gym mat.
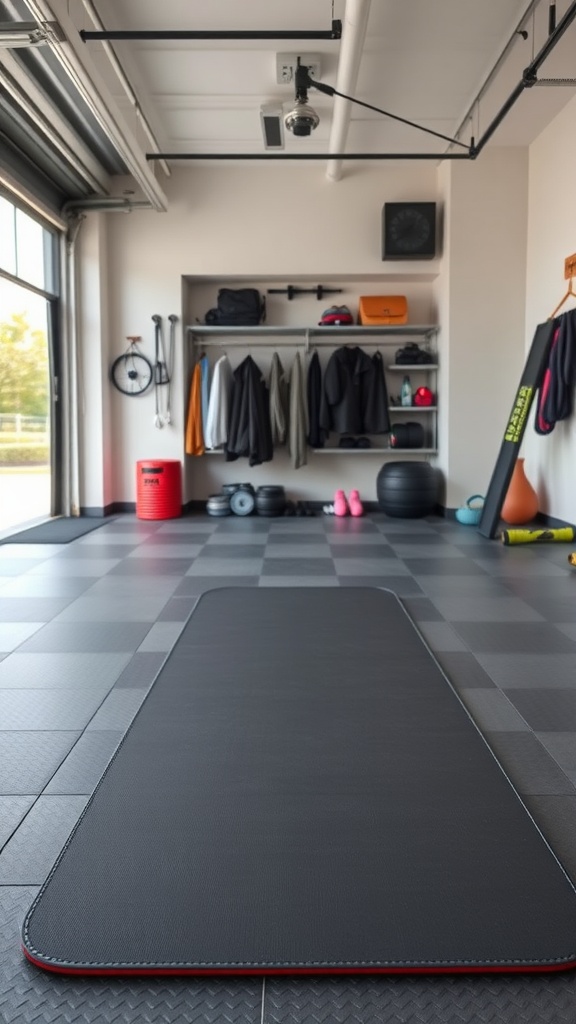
[2,516,110,544]
[22,587,576,976]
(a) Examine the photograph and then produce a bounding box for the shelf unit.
[187,323,439,456]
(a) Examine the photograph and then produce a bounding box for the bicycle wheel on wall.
[110,352,153,395]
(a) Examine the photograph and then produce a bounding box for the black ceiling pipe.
[80,21,342,42]
[471,0,576,157]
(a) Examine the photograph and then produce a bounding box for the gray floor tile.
[157,596,199,620]
[108,557,196,576]
[45,731,124,794]
[85,689,147,731]
[53,593,172,622]
[483,731,576,795]
[476,653,576,689]
[474,558,567,577]
[504,689,576,731]
[204,532,272,545]
[325,543,396,558]
[138,621,186,651]
[113,652,166,688]
[198,544,267,558]
[174,576,260,595]
[0,689,108,730]
[187,557,264,576]
[17,621,153,653]
[52,544,137,559]
[0,597,72,621]
[0,797,34,847]
[415,575,508,598]
[82,573,182,597]
[0,651,131,690]
[0,795,89,883]
[458,689,531,732]
[517,595,576,622]
[259,577,339,587]
[0,623,44,652]
[388,543,467,559]
[434,652,497,689]
[26,558,122,577]
[126,543,206,559]
[0,575,97,597]
[453,621,576,654]
[0,732,80,795]
[261,558,336,576]
[557,623,576,643]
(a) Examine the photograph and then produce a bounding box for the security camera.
[284,98,320,136]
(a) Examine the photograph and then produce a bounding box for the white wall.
[77,154,536,513]
[524,93,576,524]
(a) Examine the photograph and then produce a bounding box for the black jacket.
[225,356,273,465]
[319,346,390,435]
[535,309,576,434]
[307,350,324,447]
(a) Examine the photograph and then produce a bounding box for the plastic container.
[400,375,413,407]
[136,459,182,520]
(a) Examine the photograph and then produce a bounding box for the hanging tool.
[152,314,171,428]
[266,284,343,301]
[164,314,178,425]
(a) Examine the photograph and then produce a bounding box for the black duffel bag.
[394,343,434,365]
[205,288,265,326]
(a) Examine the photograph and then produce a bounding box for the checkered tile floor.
[1,510,576,1023]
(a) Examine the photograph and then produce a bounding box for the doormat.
[22,587,576,976]
[1,517,111,544]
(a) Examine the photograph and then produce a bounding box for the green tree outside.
[0,312,49,417]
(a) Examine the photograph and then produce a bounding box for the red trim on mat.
[22,946,576,976]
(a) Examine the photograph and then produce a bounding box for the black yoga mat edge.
[21,587,576,976]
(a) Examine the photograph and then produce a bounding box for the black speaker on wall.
[382,202,437,260]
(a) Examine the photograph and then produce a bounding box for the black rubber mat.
[2,517,110,544]
[21,588,576,976]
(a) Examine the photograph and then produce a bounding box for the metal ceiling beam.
[146,152,472,161]
[80,22,342,42]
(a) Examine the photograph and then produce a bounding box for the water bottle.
[401,375,413,407]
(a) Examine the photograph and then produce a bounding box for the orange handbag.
[358,295,408,326]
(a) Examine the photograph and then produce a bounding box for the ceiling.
[2,0,576,211]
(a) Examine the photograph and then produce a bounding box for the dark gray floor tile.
[85,689,147,731]
[126,543,206,559]
[0,886,263,1024]
[107,557,195,576]
[404,558,488,575]
[51,544,137,559]
[521,795,576,882]
[0,732,80,795]
[434,652,497,689]
[45,731,123,794]
[453,621,576,654]
[337,576,425,596]
[0,689,108,731]
[413,621,468,652]
[415,575,508,599]
[476,653,576,689]
[511,595,576,623]
[458,688,532,731]
[0,795,88,883]
[187,557,264,576]
[260,577,339,588]
[173,576,260,596]
[205,532,271,545]
[17,621,153,653]
[0,798,34,847]
[326,543,396,558]
[484,731,576,796]
[334,558,408,576]
[193,544,266,558]
[265,544,332,558]
[504,689,576,731]
[0,651,131,690]
[536,733,576,774]
[262,558,336,576]
[401,596,445,622]
[323,519,380,535]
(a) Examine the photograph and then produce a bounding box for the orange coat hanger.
[550,275,576,319]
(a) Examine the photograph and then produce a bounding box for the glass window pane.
[15,207,48,289]
[0,278,51,530]
[0,196,16,276]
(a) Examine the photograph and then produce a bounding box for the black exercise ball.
[376,461,438,518]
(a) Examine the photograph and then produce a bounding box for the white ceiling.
[4,0,576,204]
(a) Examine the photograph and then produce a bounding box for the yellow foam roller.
[501,527,575,545]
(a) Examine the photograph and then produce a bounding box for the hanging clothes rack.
[550,275,576,319]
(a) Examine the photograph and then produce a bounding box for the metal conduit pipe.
[80,0,171,179]
[325,0,372,182]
